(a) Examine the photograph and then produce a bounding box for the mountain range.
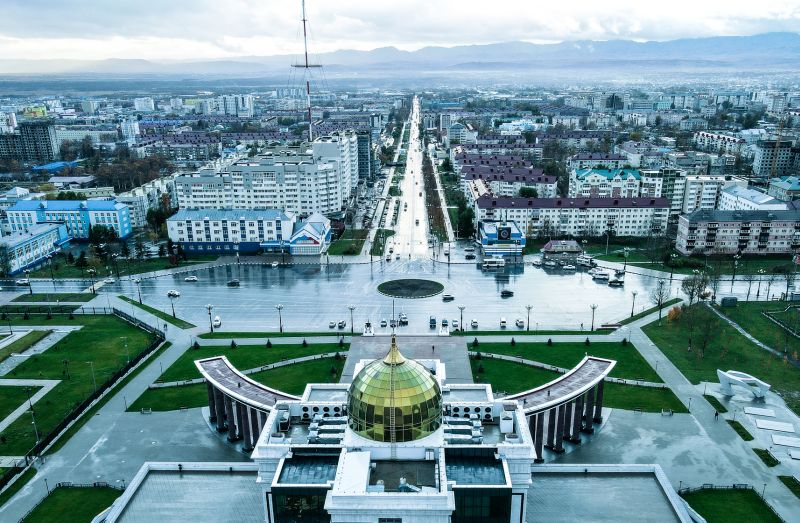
[1,32,799,77]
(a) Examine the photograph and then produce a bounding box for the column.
[258,410,268,433]
[545,408,557,449]
[593,380,605,423]
[570,396,583,443]
[225,395,237,441]
[250,408,261,448]
[235,401,246,442]
[528,414,536,438]
[562,402,573,441]
[553,404,565,453]
[241,405,253,452]
[534,412,545,463]
[206,382,217,423]
[213,387,226,432]
[582,387,595,434]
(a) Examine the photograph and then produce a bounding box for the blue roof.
[32,160,81,172]
[8,200,125,212]
[169,208,291,222]
[574,168,641,180]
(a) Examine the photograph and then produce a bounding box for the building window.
[379,519,402,523]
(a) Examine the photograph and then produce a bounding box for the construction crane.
[291,0,321,142]
[769,117,786,180]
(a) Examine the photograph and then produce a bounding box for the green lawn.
[643,305,800,416]
[130,357,344,411]
[597,250,793,276]
[778,475,800,499]
[718,302,800,355]
[681,488,782,523]
[471,341,663,382]
[28,256,216,279]
[0,316,155,455]
[12,293,95,303]
[158,342,346,382]
[0,385,40,420]
[198,331,352,339]
[0,467,36,509]
[0,330,52,365]
[118,296,196,329]
[727,420,755,441]
[454,329,614,337]
[703,394,729,414]
[370,229,396,256]
[753,448,780,467]
[618,298,682,325]
[327,229,369,256]
[22,486,122,523]
[470,358,686,413]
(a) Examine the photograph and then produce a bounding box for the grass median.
[0,385,41,420]
[21,486,122,523]
[327,229,368,256]
[118,296,196,329]
[681,488,781,523]
[0,329,52,365]
[12,293,95,303]
[198,331,350,339]
[129,357,344,411]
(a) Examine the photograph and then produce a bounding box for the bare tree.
[650,279,671,326]
[696,306,716,358]
[767,272,777,301]
[681,272,709,306]
[744,270,758,301]
[784,266,797,300]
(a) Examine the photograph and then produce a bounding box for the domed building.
[347,335,442,442]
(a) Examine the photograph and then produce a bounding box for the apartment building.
[680,175,747,214]
[0,120,59,163]
[676,209,800,255]
[461,167,557,198]
[474,194,669,238]
[692,131,745,154]
[117,176,177,228]
[768,176,800,201]
[0,223,70,274]
[568,169,641,198]
[7,199,133,239]
[717,185,787,211]
[566,153,626,170]
[753,138,797,178]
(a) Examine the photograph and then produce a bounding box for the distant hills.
[1,32,799,77]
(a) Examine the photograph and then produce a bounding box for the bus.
[482,257,506,269]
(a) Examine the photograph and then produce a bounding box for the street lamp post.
[669,253,677,281]
[731,254,741,291]
[169,295,177,318]
[458,306,465,332]
[526,305,533,331]
[86,361,97,393]
[24,269,32,295]
[206,304,214,333]
[756,268,765,298]
[47,255,56,292]
[88,268,96,295]
[631,290,638,318]
[135,279,142,304]
[590,304,598,331]
[29,409,39,442]
[348,305,356,335]
[122,336,129,365]
[622,247,629,272]
[275,304,284,333]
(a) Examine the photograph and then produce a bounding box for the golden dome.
[347,336,442,442]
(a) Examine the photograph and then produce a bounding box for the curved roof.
[195,356,299,412]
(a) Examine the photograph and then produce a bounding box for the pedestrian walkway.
[0,379,60,432]
[0,328,79,376]
[706,303,790,361]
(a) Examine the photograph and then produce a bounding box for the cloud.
[0,0,798,60]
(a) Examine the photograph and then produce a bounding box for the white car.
[516,318,525,328]
[167,290,181,298]
[380,319,388,327]
[212,316,222,328]
[452,319,459,329]
[471,319,479,328]
[104,278,115,284]
[329,321,336,329]
[271,262,279,268]
[184,275,198,282]
[15,278,30,286]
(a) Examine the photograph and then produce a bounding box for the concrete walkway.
[0,379,60,432]
[0,328,79,376]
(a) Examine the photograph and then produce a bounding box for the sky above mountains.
[1,0,799,61]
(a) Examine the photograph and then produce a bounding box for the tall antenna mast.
[291,0,321,142]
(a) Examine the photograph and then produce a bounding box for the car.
[443,250,449,256]
[516,318,525,328]
[500,317,507,329]
[212,316,222,328]
[500,290,514,298]
[380,319,388,327]
[184,275,198,282]
[167,290,181,298]
[390,319,397,328]
[398,313,408,325]
[385,255,391,262]
[415,219,419,225]
[471,319,479,328]
[442,294,454,302]
[133,278,141,284]
[429,316,437,328]
[465,253,476,260]
[271,262,279,268]
[338,320,346,329]
[464,247,475,253]
[227,279,240,287]
[329,321,336,329]
[452,319,459,329]
[395,254,400,260]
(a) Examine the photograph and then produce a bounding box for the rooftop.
[445,456,506,486]
[277,455,339,485]
[369,460,438,491]
[684,209,800,223]
[170,208,292,222]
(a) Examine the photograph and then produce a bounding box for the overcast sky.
[2,0,799,61]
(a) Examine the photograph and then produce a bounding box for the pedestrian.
[432,345,435,352]
[714,410,719,420]
[581,322,584,331]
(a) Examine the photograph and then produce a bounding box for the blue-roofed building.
[568,168,641,198]
[478,220,525,256]
[0,222,70,274]
[31,160,81,173]
[167,208,331,256]
[6,199,133,240]
[768,176,800,202]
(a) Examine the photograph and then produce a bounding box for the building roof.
[0,223,64,248]
[721,185,784,206]
[476,194,669,210]
[683,209,800,223]
[169,208,292,222]
[7,199,125,212]
[770,176,800,192]
[573,168,641,180]
[570,153,625,161]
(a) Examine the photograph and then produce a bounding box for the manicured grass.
[378,279,444,298]
[618,298,682,325]
[643,305,800,416]
[0,467,36,509]
[727,420,755,441]
[130,357,345,411]
[198,331,350,339]
[599,250,793,276]
[22,486,122,523]
[0,330,52,365]
[45,342,172,456]
[703,394,729,414]
[470,358,686,413]
[118,296,196,329]
[718,302,800,355]
[471,341,663,382]
[327,229,369,256]
[158,342,347,382]
[778,475,800,499]
[28,256,216,279]
[753,448,780,467]
[0,385,40,421]
[681,488,782,523]
[12,293,95,303]
[454,329,614,336]
[370,229,396,256]
[0,316,155,455]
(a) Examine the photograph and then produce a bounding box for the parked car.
[380,318,388,327]
[471,319,479,328]
[515,318,525,328]
[212,316,222,328]
[184,275,198,282]
[452,319,459,329]
[329,321,336,329]
[465,253,476,260]
[338,320,346,329]
[398,313,409,326]
[442,294,454,302]
[104,277,115,284]
[429,316,437,328]
[442,319,448,327]
[15,278,30,286]
[167,290,181,298]
[500,317,507,329]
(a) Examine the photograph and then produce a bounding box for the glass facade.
[272,488,330,523]
[452,488,512,523]
[347,337,442,442]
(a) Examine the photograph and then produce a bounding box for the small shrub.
[477,364,485,374]
[69,313,74,320]
[193,341,200,350]
[338,338,344,348]
[667,305,682,322]
[474,352,482,360]
[267,340,273,348]
[585,337,590,346]
[472,338,479,347]
[330,365,338,375]
[230,340,237,350]
[23,312,29,320]
[547,338,553,346]
[510,338,516,346]
[302,339,308,347]
[622,338,628,346]
[334,352,341,360]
